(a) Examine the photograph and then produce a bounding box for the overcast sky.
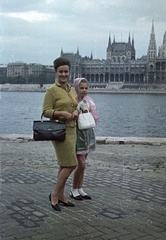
[0,0,165,65]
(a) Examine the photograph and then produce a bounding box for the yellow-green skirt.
[52,126,78,167]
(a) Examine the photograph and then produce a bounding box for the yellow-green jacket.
[42,82,78,127]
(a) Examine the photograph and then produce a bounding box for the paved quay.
[1,135,166,240]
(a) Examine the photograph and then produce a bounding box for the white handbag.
[78,111,96,130]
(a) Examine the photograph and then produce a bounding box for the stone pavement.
[0,135,166,240]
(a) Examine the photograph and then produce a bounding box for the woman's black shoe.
[49,193,51,201]
[51,203,61,211]
[59,199,75,207]
[70,192,83,200]
[49,194,61,211]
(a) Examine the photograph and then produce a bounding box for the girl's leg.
[71,154,92,199]
[76,154,91,199]
[73,154,86,189]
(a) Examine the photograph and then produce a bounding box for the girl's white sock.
[78,188,87,196]
[71,188,79,197]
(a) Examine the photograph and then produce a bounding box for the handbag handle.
[41,112,65,123]
[41,113,44,122]
[79,108,89,114]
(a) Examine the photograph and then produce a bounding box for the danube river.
[0,91,166,137]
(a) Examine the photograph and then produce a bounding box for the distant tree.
[0,76,9,84]
[27,74,37,84]
[15,76,25,84]
[45,72,55,84]
[38,73,46,87]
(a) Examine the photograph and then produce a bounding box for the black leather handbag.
[33,116,66,141]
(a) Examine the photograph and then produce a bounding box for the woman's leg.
[51,166,76,205]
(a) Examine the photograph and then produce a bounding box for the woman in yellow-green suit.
[42,57,78,211]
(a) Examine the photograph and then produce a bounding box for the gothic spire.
[128,32,131,44]
[132,35,134,48]
[147,20,157,60]
[113,35,115,43]
[108,33,111,47]
[163,31,166,45]
[90,51,93,60]
[60,47,63,56]
[158,31,166,58]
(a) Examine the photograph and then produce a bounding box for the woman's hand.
[63,112,73,121]
[72,110,79,119]
[62,110,78,121]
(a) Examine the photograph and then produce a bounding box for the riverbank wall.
[1,134,166,145]
[1,83,166,94]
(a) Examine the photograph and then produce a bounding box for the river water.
[0,91,166,137]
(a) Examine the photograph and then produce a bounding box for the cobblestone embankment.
[1,135,166,240]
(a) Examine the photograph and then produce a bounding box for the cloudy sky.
[0,0,165,65]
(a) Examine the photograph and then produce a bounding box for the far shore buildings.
[1,21,166,88]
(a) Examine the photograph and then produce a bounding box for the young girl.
[70,78,99,200]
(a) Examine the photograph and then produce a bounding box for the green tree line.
[0,73,55,86]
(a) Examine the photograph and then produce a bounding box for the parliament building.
[60,21,166,89]
[2,21,166,89]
